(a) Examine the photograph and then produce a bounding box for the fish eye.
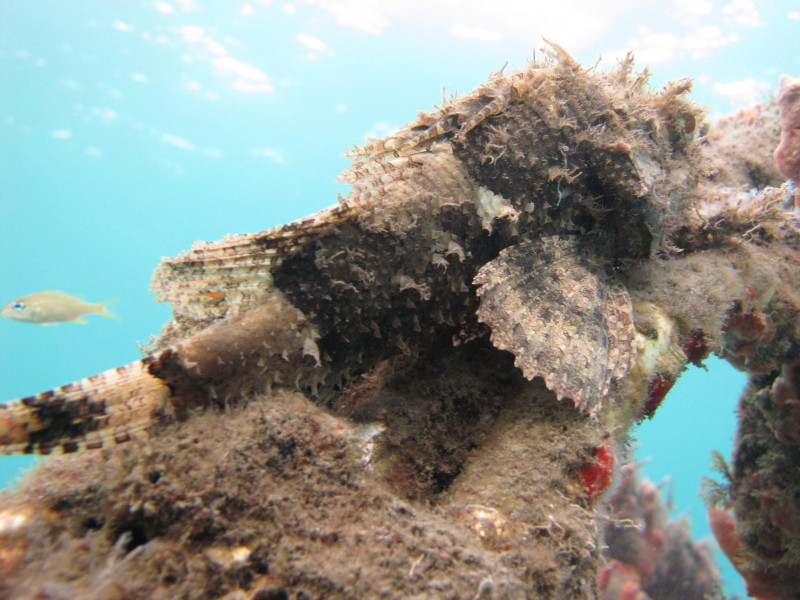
[11,302,25,311]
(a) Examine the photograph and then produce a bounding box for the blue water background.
[2,3,798,596]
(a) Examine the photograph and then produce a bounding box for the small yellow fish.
[2,291,117,324]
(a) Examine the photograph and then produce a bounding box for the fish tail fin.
[0,298,321,455]
[95,297,120,320]
[0,357,171,455]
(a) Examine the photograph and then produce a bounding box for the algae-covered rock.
[2,44,800,599]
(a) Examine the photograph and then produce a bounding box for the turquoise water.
[2,3,798,596]
[635,356,746,595]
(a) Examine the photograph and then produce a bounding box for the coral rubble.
[1,45,800,599]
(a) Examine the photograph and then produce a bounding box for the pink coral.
[598,560,650,600]
[602,466,722,600]
[708,507,798,600]
[774,75,800,183]
[714,360,800,600]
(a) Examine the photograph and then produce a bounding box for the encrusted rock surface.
[2,47,800,599]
